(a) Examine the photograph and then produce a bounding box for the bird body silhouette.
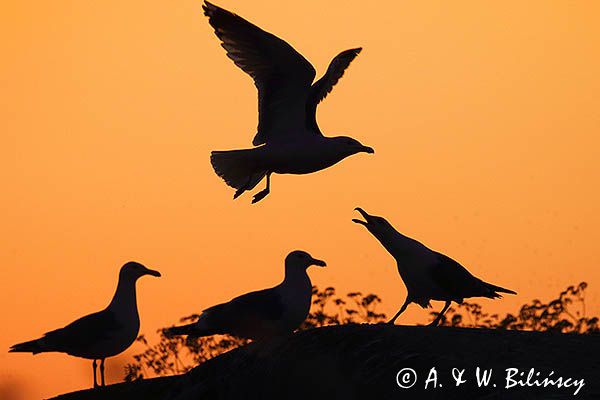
[166,251,326,340]
[353,208,516,326]
[9,262,161,388]
[203,2,374,203]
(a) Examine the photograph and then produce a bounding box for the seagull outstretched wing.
[203,1,317,146]
[307,48,362,133]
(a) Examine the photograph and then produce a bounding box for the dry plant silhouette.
[433,281,599,333]
[124,286,386,381]
[124,282,598,382]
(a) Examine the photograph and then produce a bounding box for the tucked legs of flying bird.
[252,172,271,204]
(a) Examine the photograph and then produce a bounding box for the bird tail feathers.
[484,282,517,297]
[9,339,45,354]
[164,319,216,338]
[210,149,266,198]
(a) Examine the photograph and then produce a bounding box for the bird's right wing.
[42,310,122,355]
[203,2,317,145]
[306,48,362,133]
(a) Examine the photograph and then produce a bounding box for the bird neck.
[282,266,311,288]
[377,231,422,258]
[318,137,354,162]
[107,275,139,315]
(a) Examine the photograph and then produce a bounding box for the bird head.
[352,207,397,240]
[120,261,161,281]
[353,208,428,259]
[285,250,327,271]
[331,136,374,156]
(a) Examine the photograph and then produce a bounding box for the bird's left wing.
[306,48,362,132]
[42,310,123,355]
[203,2,317,145]
[202,288,285,337]
[429,252,487,301]
[211,288,284,321]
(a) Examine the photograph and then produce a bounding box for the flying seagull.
[165,250,325,340]
[203,1,374,203]
[352,208,516,326]
[9,261,161,388]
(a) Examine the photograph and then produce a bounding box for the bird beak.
[145,269,162,277]
[311,258,327,267]
[360,146,375,154]
[352,207,371,226]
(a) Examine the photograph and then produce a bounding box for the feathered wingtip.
[202,1,222,18]
[202,1,211,15]
[346,47,362,56]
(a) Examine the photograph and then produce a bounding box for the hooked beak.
[361,146,375,154]
[352,207,371,226]
[145,268,162,277]
[311,258,327,267]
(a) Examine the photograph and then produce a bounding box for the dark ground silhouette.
[124,282,597,382]
[53,323,600,399]
[48,282,599,399]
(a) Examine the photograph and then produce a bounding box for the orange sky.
[2,1,600,398]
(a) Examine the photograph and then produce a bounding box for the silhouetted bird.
[353,208,516,326]
[203,1,374,203]
[9,262,161,388]
[165,251,325,339]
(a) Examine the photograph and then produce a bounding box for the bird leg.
[92,359,98,388]
[388,298,410,325]
[100,358,106,386]
[252,173,271,204]
[429,300,451,327]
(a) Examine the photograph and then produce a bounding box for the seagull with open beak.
[353,208,516,326]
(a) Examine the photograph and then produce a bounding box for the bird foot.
[386,319,397,325]
[428,319,441,327]
[233,188,245,200]
[252,189,270,203]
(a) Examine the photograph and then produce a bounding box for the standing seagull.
[352,208,516,326]
[165,251,325,340]
[9,262,161,388]
[203,2,374,203]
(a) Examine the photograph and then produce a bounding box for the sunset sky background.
[2,1,600,398]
